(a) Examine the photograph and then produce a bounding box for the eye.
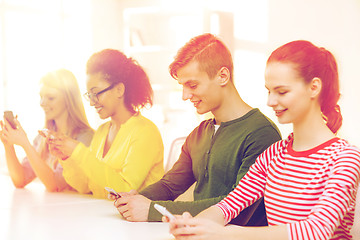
[189,84,197,89]
[278,91,288,95]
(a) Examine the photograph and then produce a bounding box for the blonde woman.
[0,69,94,192]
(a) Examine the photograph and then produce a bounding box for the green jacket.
[140,108,281,225]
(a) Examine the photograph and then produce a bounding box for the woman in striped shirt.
[167,40,360,240]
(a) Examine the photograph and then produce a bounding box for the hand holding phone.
[105,187,121,198]
[38,128,55,140]
[3,111,17,129]
[154,204,176,221]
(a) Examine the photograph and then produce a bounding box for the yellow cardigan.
[60,114,164,198]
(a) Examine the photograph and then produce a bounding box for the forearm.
[4,144,26,188]
[225,224,288,240]
[196,205,226,225]
[148,196,222,221]
[22,141,58,192]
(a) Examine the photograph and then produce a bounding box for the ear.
[217,67,231,86]
[310,77,322,99]
[115,83,125,98]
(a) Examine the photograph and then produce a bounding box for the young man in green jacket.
[111,33,281,225]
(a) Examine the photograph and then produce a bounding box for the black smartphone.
[3,111,17,129]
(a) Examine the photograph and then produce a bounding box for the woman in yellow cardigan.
[48,49,164,198]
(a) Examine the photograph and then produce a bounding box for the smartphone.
[105,187,120,198]
[154,204,176,221]
[3,111,17,129]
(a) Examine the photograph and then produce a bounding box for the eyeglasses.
[83,84,115,102]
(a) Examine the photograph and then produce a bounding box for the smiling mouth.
[275,109,287,116]
[191,100,201,108]
[95,106,103,113]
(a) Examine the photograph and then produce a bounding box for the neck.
[292,107,335,151]
[110,105,134,129]
[54,112,71,135]
[212,84,252,124]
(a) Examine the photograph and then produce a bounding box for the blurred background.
[0,0,360,171]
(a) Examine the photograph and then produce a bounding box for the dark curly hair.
[86,49,153,113]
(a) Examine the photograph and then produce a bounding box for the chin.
[44,115,54,121]
[98,114,108,120]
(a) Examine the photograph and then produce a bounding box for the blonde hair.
[39,69,93,158]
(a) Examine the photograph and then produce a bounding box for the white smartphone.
[105,187,120,198]
[39,128,55,140]
[154,204,175,221]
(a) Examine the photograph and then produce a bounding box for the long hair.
[86,49,153,114]
[267,40,342,134]
[169,33,234,81]
[39,69,93,158]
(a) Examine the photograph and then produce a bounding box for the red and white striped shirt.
[216,134,360,240]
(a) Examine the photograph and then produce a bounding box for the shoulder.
[131,114,161,131]
[239,109,282,144]
[331,139,360,164]
[126,115,162,142]
[259,134,291,157]
[77,128,94,138]
[186,118,214,138]
[244,109,280,133]
[76,128,95,147]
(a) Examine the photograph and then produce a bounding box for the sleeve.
[145,125,281,222]
[59,146,91,194]
[53,130,94,192]
[140,137,196,201]
[287,148,360,240]
[216,147,270,225]
[230,125,281,189]
[61,122,163,197]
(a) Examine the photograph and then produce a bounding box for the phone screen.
[3,111,17,129]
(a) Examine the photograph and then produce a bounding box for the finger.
[14,117,21,128]
[115,196,130,206]
[183,212,193,219]
[129,189,138,195]
[117,204,129,215]
[120,208,133,221]
[171,224,196,236]
[162,215,170,223]
[108,193,116,200]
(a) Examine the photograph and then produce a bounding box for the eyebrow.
[89,87,100,92]
[180,80,198,86]
[265,85,288,90]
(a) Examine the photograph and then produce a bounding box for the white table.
[1,173,359,240]
[0,174,174,240]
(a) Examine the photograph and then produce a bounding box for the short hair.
[267,40,342,134]
[86,49,153,113]
[169,33,233,81]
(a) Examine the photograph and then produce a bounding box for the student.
[168,40,360,240]
[111,33,281,225]
[47,49,164,198]
[0,69,94,192]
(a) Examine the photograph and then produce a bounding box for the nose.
[40,97,46,107]
[89,98,96,106]
[267,93,277,108]
[182,88,193,101]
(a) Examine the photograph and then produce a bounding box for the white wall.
[266,0,360,145]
